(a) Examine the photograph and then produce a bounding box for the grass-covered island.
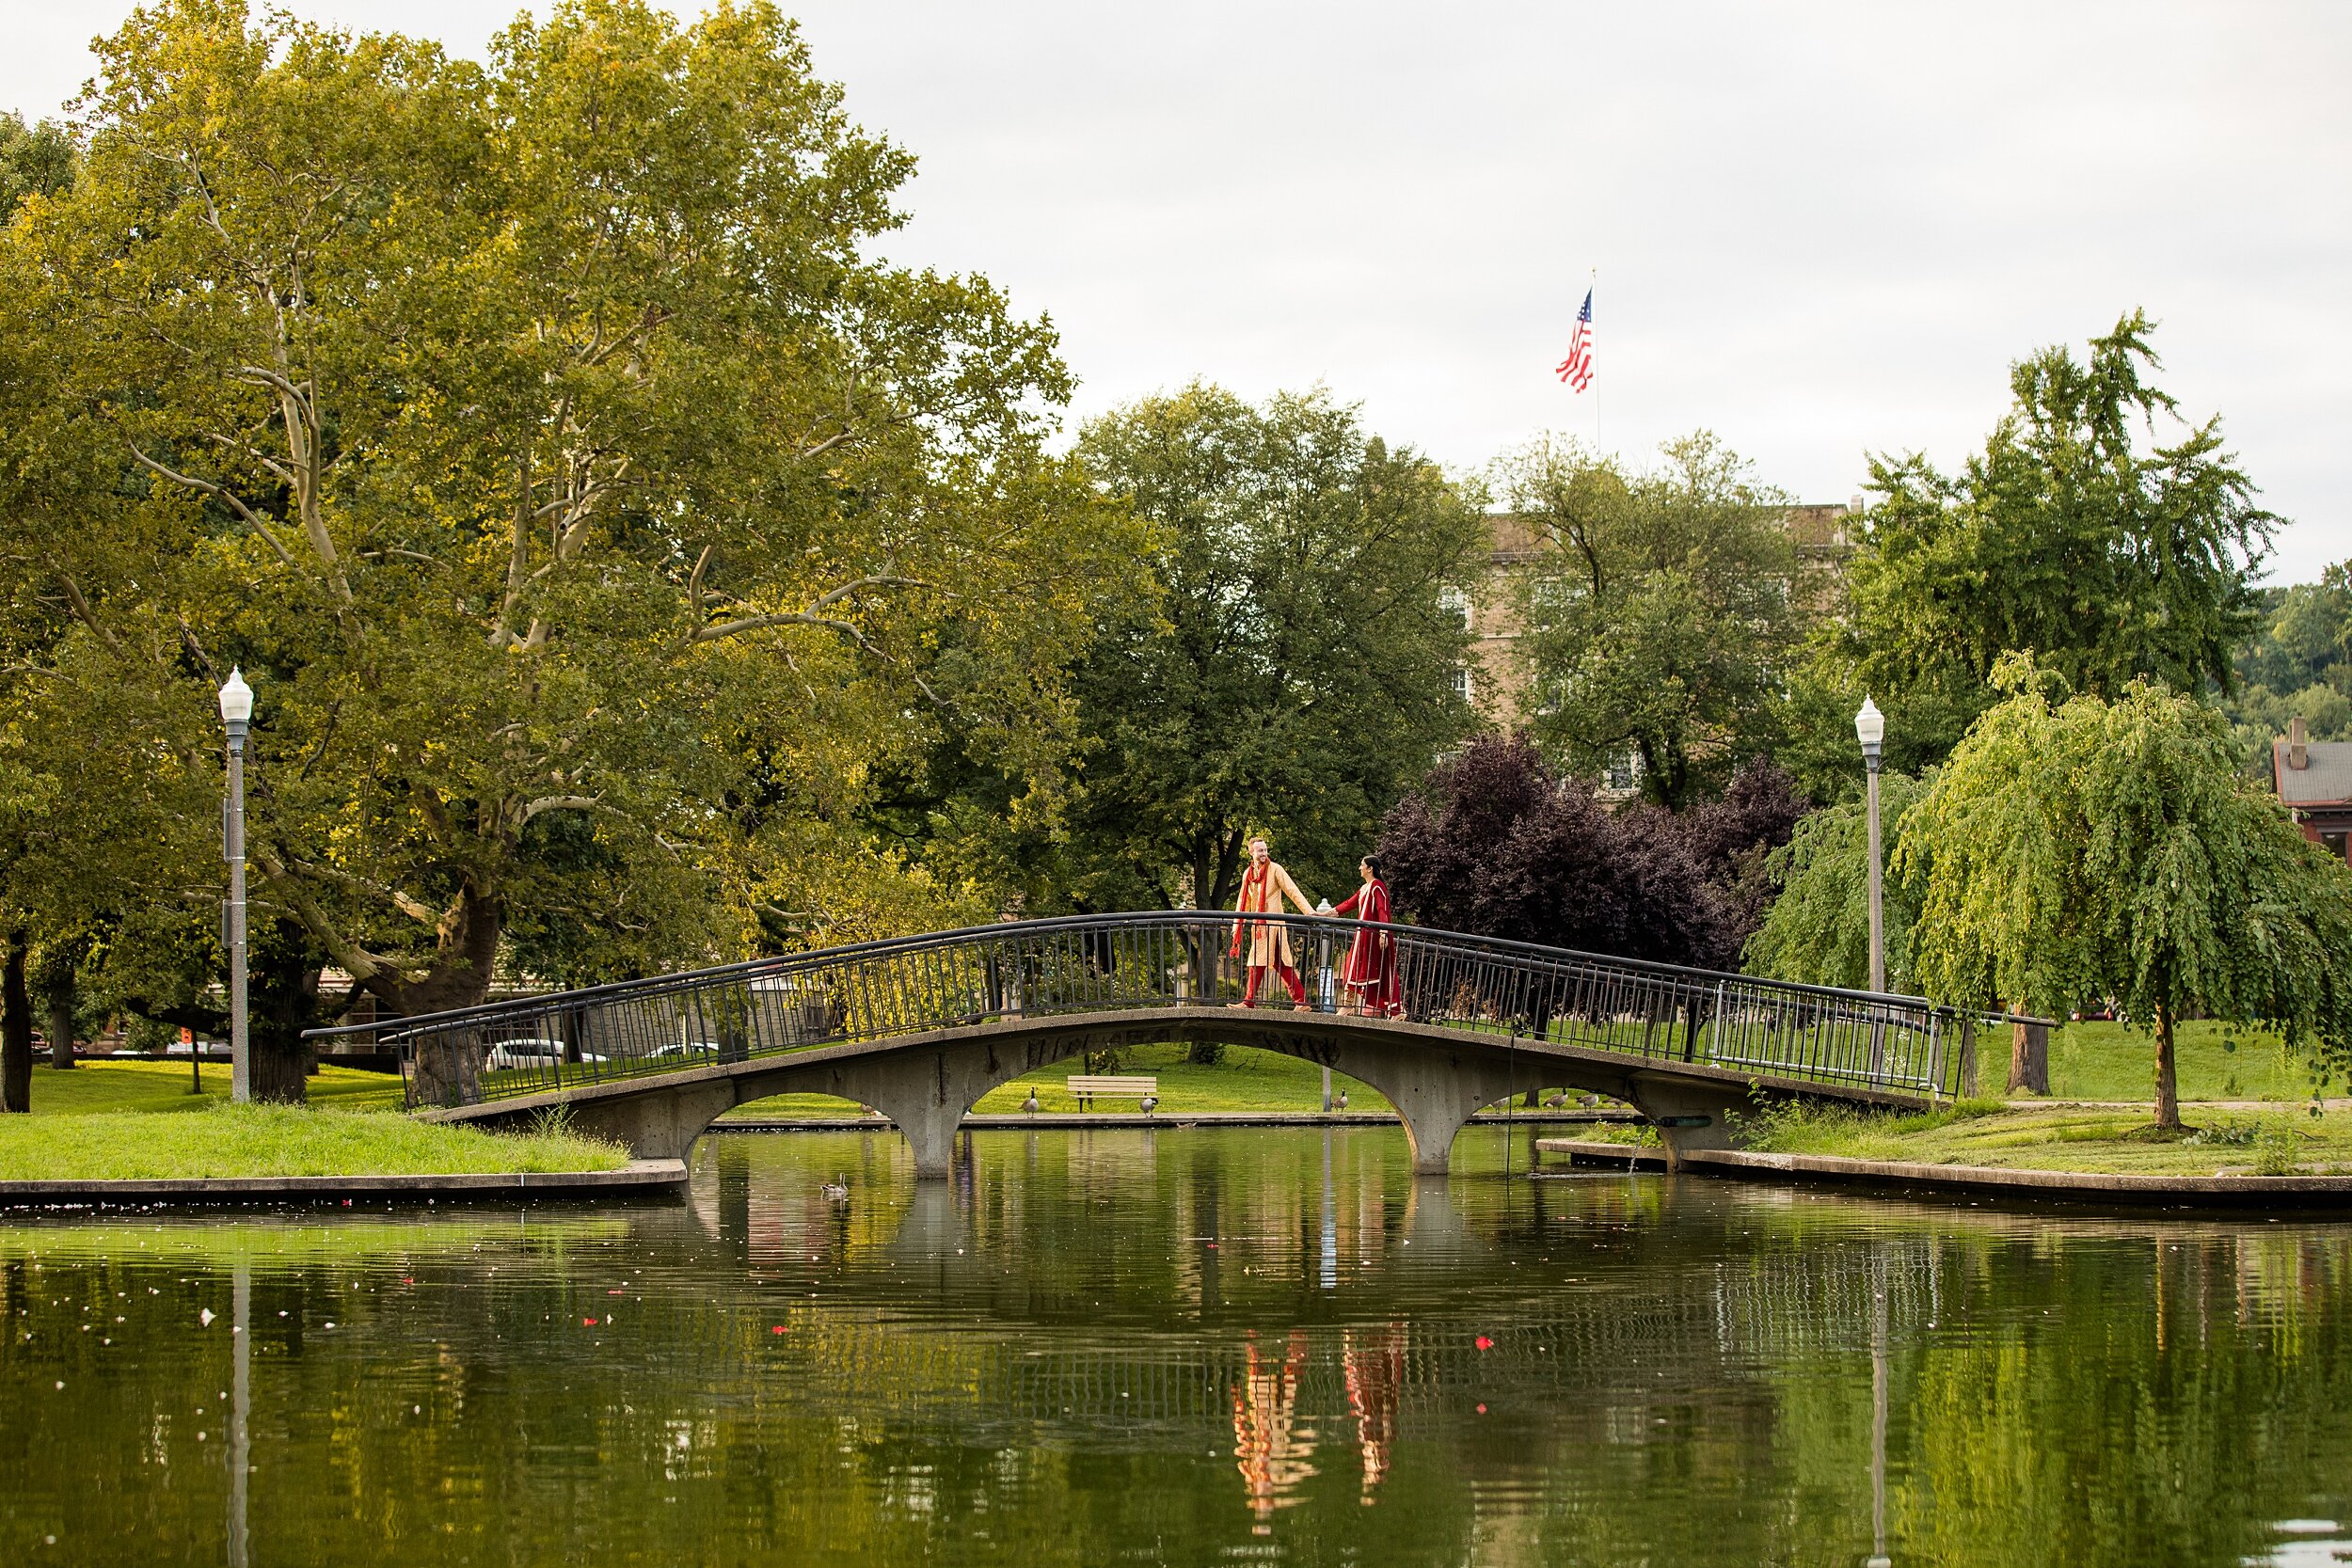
[1563,1101,2352,1180]
[1,1062,628,1182]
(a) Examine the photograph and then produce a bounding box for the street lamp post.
[1855,695,1886,994]
[218,669,253,1104]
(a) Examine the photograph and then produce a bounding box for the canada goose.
[1544,1091,1567,1110]
[819,1176,849,1201]
[1334,1088,1348,1111]
[1023,1089,1040,1117]
[1140,1095,1158,1117]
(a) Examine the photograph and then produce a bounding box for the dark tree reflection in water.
[3,1127,2351,1566]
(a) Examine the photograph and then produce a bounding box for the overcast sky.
[8,1,2349,579]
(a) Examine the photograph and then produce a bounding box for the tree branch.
[276,852,440,927]
[131,449,300,569]
[249,849,393,985]
[518,794,601,824]
[689,575,927,645]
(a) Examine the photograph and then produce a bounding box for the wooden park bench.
[1066,1074,1158,1112]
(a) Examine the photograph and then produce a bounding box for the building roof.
[2273,739,2352,807]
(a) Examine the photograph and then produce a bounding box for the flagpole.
[1590,266,1600,453]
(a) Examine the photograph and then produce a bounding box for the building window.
[1603,750,1642,795]
[1451,665,1473,705]
[1438,586,1471,630]
[1529,577,1581,619]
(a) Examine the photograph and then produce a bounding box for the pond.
[3,1126,2350,1566]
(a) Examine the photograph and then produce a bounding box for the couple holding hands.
[1226,836,1400,1017]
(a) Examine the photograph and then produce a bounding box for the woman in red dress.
[1331,855,1401,1018]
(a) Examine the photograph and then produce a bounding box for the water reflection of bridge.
[726,1242,1947,1422]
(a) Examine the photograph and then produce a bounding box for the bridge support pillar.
[562,1080,740,1163]
[1625,1073,1760,1173]
[810,1044,1016,1180]
[1326,1042,1523,1177]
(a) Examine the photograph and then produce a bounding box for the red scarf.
[1231,862,1277,955]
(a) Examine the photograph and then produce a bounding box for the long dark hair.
[1360,853,1385,879]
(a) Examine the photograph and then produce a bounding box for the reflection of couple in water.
[1226,835,1401,1017]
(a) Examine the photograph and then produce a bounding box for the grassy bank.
[1561,1101,2352,1179]
[0,1102,628,1182]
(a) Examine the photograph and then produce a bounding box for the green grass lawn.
[0,1101,628,1181]
[2039,1019,2333,1102]
[3,1060,618,1180]
[22,1058,409,1115]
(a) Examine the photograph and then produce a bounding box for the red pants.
[1243,961,1306,1006]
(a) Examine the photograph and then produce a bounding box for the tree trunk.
[2153,1004,2181,1131]
[1,930,31,1113]
[2004,1004,2049,1096]
[44,962,75,1070]
[243,917,324,1104]
[392,882,505,1108]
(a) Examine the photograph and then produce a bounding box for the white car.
[484,1038,607,1069]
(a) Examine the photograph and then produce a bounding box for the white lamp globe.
[218,667,254,728]
[1853,695,1884,751]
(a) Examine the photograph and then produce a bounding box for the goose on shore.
[820,1176,849,1201]
[1140,1095,1158,1117]
[1023,1089,1040,1117]
[1334,1088,1348,1112]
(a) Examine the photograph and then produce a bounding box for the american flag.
[1555,289,1594,392]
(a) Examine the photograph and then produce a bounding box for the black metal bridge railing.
[304,911,1970,1111]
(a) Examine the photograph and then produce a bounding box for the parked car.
[484,1038,607,1069]
[646,1039,723,1061]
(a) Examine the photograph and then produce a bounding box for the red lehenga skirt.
[1333,880,1401,1017]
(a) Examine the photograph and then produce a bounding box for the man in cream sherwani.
[1228,836,1314,1007]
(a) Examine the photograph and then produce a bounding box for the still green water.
[3,1126,2350,1566]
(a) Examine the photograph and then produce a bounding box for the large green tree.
[1502,432,1801,811]
[0,0,1139,1101]
[1895,661,2352,1127]
[1799,311,2277,783]
[915,383,1484,915]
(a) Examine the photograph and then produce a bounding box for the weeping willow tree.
[1895,658,2352,1127]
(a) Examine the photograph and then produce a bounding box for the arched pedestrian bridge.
[307,912,1979,1177]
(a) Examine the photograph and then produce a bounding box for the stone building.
[1453,500,1861,736]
